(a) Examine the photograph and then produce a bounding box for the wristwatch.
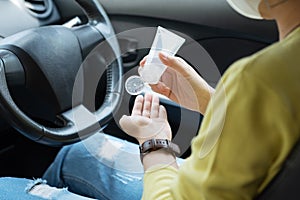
[139,139,181,163]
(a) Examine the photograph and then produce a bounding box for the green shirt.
[143,27,300,200]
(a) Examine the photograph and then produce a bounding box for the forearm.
[142,149,178,171]
[189,76,215,115]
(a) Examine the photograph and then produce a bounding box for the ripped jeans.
[0,133,184,200]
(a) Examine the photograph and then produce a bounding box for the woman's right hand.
[139,52,214,115]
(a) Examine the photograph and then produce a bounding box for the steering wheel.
[0,0,123,146]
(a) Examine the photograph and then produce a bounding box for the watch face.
[125,75,145,95]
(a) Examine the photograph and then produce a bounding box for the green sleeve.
[143,60,296,200]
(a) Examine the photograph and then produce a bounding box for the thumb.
[119,115,131,130]
[139,55,147,67]
[119,115,138,137]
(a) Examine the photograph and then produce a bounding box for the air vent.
[24,0,53,19]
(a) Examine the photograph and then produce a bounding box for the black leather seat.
[255,138,300,199]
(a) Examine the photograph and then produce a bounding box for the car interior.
[1,0,298,199]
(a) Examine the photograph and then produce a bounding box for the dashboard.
[0,0,91,38]
[0,0,60,37]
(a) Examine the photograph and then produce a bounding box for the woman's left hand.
[119,93,172,145]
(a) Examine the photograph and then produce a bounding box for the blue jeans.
[0,133,184,199]
[0,178,95,200]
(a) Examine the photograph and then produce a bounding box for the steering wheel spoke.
[61,105,100,133]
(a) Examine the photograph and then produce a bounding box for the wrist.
[195,81,215,115]
[139,138,180,170]
[142,148,178,171]
[137,133,171,145]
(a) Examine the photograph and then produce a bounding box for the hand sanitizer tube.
[139,26,185,84]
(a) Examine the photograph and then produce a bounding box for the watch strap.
[139,139,180,163]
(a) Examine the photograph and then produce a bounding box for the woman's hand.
[119,93,172,145]
[139,52,215,114]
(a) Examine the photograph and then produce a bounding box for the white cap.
[226,0,263,20]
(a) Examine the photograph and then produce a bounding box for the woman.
[1,0,300,199]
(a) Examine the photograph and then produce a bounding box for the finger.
[160,68,175,89]
[150,82,180,104]
[132,95,144,116]
[142,93,152,118]
[158,52,190,76]
[139,55,148,67]
[138,66,142,76]
[168,90,179,105]
[150,82,171,98]
[159,105,168,120]
[150,95,160,118]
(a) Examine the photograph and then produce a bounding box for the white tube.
[139,26,185,84]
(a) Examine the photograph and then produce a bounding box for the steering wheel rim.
[0,0,123,146]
